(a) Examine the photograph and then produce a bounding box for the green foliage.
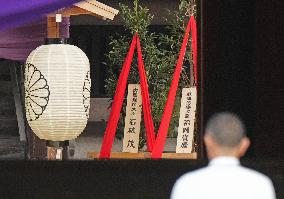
[104,0,196,145]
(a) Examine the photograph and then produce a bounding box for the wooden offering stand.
[87,152,197,160]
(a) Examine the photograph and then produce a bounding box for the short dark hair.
[205,112,246,147]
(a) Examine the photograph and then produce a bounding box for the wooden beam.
[161,152,197,159]
[74,1,118,20]
[47,1,119,19]
[47,7,100,17]
[87,152,198,159]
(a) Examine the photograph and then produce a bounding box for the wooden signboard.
[176,87,197,153]
[122,84,142,153]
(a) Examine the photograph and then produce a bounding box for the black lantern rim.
[46,140,69,147]
[44,38,69,45]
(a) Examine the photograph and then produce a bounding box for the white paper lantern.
[25,44,91,141]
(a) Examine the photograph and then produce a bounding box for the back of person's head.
[206,112,245,147]
[204,112,250,158]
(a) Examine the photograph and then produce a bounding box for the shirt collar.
[209,156,240,166]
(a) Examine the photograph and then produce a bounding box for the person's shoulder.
[239,166,273,184]
[239,166,276,198]
[171,168,208,199]
[171,166,209,196]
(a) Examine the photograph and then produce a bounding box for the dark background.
[202,1,256,156]
[202,0,284,158]
[253,1,284,158]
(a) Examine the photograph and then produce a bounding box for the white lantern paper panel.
[25,44,91,141]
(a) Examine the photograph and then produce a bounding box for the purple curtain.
[0,17,70,62]
[0,0,81,31]
[0,0,80,62]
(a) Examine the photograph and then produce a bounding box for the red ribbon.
[99,33,155,158]
[191,17,198,86]
[151,16,197,158]
[137,36,156,151]
[99,16,197,159]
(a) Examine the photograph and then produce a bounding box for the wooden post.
[68,139,75,158]
[197,0,205,159]
[47,16,59,38]
[9,61,27,142]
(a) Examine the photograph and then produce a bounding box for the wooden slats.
[74,1,116,20]
[75,0,119,19]
[47,7,100,17]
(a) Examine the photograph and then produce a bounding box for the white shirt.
[171,156,276,199]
